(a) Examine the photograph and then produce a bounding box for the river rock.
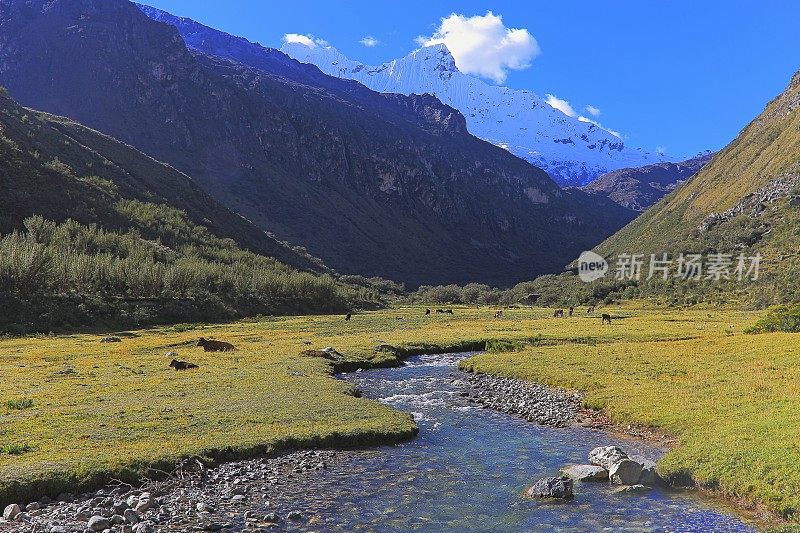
[3,504,21,521]
[588,445,628,469]
[124,508,141,524]
[525,476,574,499]
[560,464,608,481]
[630,455,660,485]
[609,459,643,485]
[88,515,111,531]
[615,484,651,494]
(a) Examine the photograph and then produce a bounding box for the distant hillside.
[0,0,635,287]
[0,90,381,332]
[592,69,800,305]
[0,90,323,273]
[583,152,714,211]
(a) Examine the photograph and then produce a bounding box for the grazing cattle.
[345,313,352,321]
[553,309,564,318]
[425,309,431,315]
[568,307,574,317]
[601,314,612,325]
[196,337,236,352]
[395,316,405,320]
[445,309,454,314]
[169,359,199,371]
[100,336,122,343]
[436,309,446,314]
[494,310,503,319]
[302,340,312,346]
[587,306,595,314]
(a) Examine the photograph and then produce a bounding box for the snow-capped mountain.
[280,41,670,187]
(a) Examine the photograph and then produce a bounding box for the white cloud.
[578,115,621,138]
[545,94,577,117]
[656,146,667,155]
[360,36,379,47]
[282,33,328,48]
[585,105,601,117]
[416,12,540,83]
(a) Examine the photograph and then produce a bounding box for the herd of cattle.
[102,306,613,373]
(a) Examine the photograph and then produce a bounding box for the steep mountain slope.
[0,89,321,272]
[0,0,635,287]
[583,152,714,211]
[596,69,800,300]
[271,36,668,187]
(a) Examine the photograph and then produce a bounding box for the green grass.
[5,398,33,410]
[0,303,796,524]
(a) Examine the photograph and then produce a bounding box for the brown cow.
[169,359,199,370]
[568,307,574,317]
[553,309,564,318]
[601,314,612,324]
[425,308,431,315]
[196,337,236,352]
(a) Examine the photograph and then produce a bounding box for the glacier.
[280,41,670,187]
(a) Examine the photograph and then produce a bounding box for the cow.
[196,337,236,352]
[436,309,446,314]
[553,309,564,318]
[568,307,574,317]
[345,313,352,321]
[601,314,612,325]
[100,336,122,343]
[169,359,199,371]
[445,309,454,314]
[425,309,431,315]
[587,306,595,314]
[494,310,503,319]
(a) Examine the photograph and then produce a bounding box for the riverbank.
[0,304,794,525]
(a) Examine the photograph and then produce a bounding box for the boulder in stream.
[525,476,574,499]
[609,459,643,485]
[588,445,628,469]
[560,464,609,481]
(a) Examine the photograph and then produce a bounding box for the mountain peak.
[405,43,459,74]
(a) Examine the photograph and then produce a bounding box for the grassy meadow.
[2,304,800,522]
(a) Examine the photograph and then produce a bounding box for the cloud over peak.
[359,36,379,47]
[282,33,328,48]
[416,12,540,83]
[545,94,577,117]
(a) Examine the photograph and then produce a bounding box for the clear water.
[275,353,755,532]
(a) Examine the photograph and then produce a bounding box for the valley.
[0,0,798,530]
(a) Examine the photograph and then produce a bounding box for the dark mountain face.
[0,0,635,287]
[582,152,715,212]
[0,91,322,272]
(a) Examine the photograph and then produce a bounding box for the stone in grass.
[525,476,574,499]
[609,459,643,485]
[588,445,628,470]
[560,464,609,482]
[287,510,303,520]
[2,504,21,521]
[88,515,111,531]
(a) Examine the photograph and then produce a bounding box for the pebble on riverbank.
[2,450,341,532]
[459,372,581,427]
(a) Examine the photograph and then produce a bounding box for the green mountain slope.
[593,69,800,304]
[0,90,378,332]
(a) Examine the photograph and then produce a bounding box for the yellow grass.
[2,303,798,521]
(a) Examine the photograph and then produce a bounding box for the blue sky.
[143,0,800,159]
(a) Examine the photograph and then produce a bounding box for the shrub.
[746,304,800,333]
